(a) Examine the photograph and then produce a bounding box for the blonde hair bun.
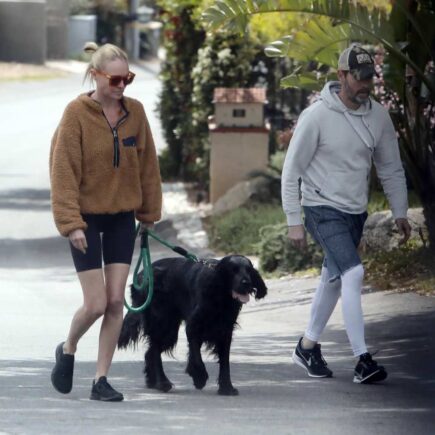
[83,42,99,54]
[83,42,128,84]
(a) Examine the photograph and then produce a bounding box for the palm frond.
[202,0,435,95]
[280,70,326,90]
[265,16,351,67]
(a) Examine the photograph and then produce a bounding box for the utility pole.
[126,0,140,60]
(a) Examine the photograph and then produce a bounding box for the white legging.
[305,264,367,357]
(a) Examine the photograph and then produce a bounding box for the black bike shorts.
[70,211,136,273]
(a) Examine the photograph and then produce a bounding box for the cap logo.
[356,53,372,64]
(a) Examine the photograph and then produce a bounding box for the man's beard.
[344,80,370,105]
[352,91,370,104]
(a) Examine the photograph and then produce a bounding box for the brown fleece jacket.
[50,93,162,237]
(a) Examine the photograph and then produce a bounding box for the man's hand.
[68,229,87,254]
[287,225,307,250]
[395,218,412,245]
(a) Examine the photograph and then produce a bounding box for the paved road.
[1,66,434,435]
[1,277,434,435]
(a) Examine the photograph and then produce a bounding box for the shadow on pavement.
[0,188,51,210]
[1,347,434,435]
[0,214,214,269]
[2,309,434,433]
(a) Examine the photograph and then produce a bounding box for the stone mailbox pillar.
[209,87,269,204]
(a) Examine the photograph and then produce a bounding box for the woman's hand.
[69,229,88,254]
[140,222,155,234]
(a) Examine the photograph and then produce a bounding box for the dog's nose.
[241,279,251,287]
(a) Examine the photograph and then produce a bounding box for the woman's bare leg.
[63,268,107,354]
[95,263,130,379]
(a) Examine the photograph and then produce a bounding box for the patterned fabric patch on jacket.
[123,136,136,147]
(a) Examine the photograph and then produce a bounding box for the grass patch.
[363,243,435,296]
[206,200,283,255]
[0,75,63,82]
[0,62,66,81]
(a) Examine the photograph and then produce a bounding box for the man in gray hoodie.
[282,44,411,384]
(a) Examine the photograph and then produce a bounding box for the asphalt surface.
[0,62,434,435]
[1,278,434,435]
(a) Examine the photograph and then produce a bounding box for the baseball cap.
[338,44,376,80]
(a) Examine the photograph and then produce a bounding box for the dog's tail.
[118,310,143,349]
[118,283,148,349]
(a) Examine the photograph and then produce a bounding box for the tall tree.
[157,2,205,178]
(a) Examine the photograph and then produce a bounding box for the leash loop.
[123,224,198,313]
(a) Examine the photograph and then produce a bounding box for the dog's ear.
[249,267,267,300]
[215,257,231,278]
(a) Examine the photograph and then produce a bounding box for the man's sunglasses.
[95,70,136,86]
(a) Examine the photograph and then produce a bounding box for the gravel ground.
[0,62,67,80]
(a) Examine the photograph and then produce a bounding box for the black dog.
[118,255,267,395]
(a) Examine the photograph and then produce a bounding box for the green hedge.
[256,223,323,273]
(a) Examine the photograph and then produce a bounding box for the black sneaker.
[292,337,333,378]
[353,352,387,384]
[90,376,124,402]
[51,342,74,394]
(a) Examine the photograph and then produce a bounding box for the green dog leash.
[123,225,199,313]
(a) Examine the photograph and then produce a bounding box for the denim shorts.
[303,205,368,281]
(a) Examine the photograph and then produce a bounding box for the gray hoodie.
[281,81,408,226]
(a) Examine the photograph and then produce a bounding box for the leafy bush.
[158,148,179,181]
[156,4,205,180]
[207,180,422,275]
[207,200,322,275]
[269,150,286,172]
[190,32,259,186]
[256,223,323,274]
[208,201,283,255]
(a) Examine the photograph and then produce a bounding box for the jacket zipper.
[112,128,120,167]
[102,112,128,168]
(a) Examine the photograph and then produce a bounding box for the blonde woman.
[49,42,162,401]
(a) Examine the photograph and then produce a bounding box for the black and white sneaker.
[353,353,387,384]
[292,337,333,378]
[90,376,124,402]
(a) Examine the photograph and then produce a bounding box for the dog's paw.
[146,378,173,392]
[193,376,208,389]
[193,371,209,389]
[218,385,239,396]
[187,365,209,389]
[146,379,156,389]
[156,380,174,393]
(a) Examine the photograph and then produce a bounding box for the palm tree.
[202,0,435,247]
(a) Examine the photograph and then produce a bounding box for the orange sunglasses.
[95,70,136,87]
